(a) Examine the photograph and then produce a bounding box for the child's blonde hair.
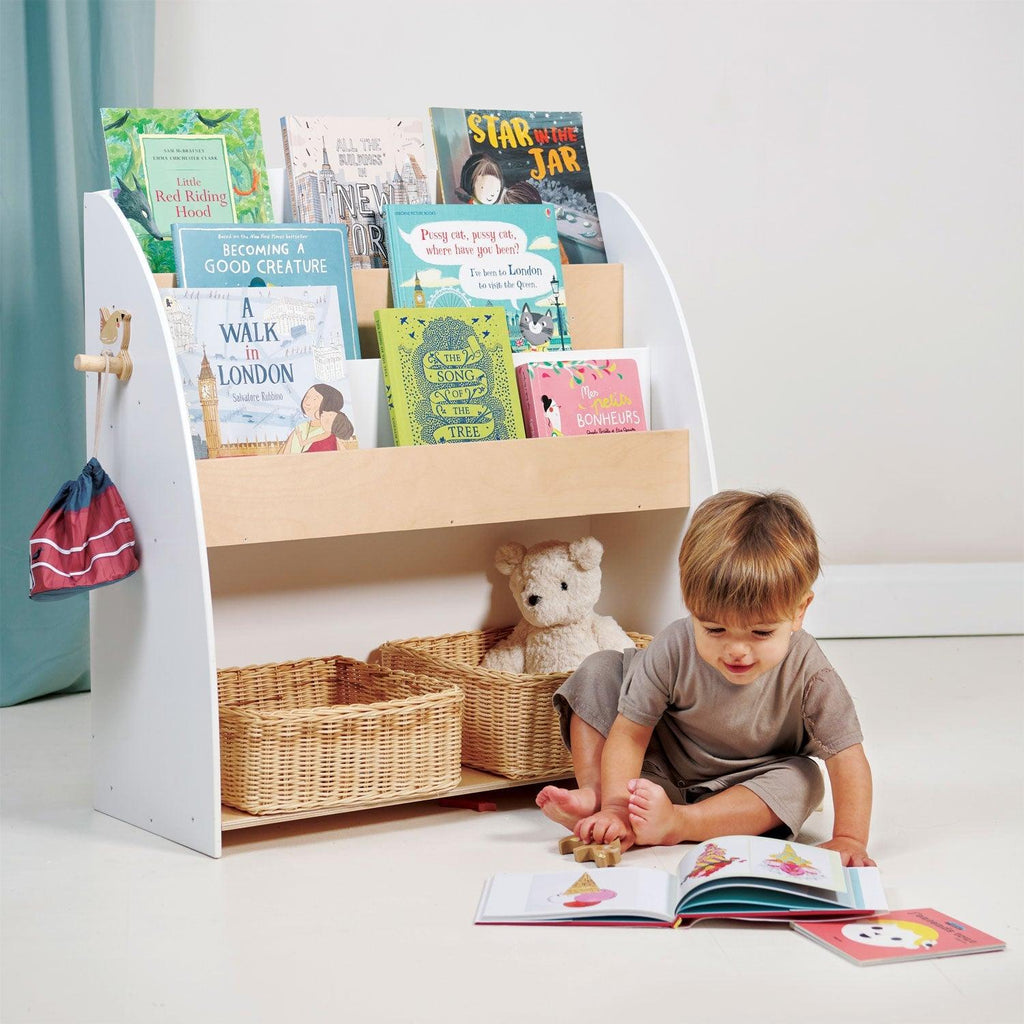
[679,490,819,624]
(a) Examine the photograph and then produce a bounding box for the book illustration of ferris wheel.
[427,287,469,308]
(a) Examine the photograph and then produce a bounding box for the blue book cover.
[384,204,571,352]
[172,223,361,360]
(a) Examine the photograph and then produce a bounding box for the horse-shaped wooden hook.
[74,307,134,381]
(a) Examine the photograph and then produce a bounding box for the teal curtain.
[1,1,154,705]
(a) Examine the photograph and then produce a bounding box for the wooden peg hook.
[74,308,133,382]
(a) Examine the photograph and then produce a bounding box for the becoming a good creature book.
[280,116,433,269]
[517,358,647,438]
[791,909,1006,965]
[101,108,272,273]
[430,107,606,264]
[374,307,525,446]
[161,286,356,459]
[475,835,887,926]
[384,203,571,352]
[171,224,361,360]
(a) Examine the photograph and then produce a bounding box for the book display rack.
[80,173,716,856]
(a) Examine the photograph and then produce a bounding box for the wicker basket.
[378,628,651,780]
[218,654,463,815]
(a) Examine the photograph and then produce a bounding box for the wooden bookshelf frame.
[82,185,716,856]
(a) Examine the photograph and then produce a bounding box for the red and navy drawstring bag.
[29,360,139,600]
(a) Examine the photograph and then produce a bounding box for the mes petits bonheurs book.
[476,835,886,927]
[161,286,356,459]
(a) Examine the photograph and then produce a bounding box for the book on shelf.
[430,107,607,265]
[374,306,526,446]
[475,835,887,927]
[384,203,572,352]
[280,115,433,269]
[100,107,273,273]
[516,357,647,438]
[791,909,1006,966]
[160,286,357,459]
[171,223,361,360]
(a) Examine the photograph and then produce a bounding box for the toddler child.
[536,490,875,867]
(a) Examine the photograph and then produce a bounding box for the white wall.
[153,0,1023,567]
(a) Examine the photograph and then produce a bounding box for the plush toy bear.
[481,536,635,675]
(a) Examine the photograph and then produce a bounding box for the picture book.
[384,203,571,352]
[171,223,361,360]
[160,286,357,459]
[374,307,525,446]
[475,835,887,926]
[516,358,647,438]
[791,909,1006,966]
[101,108,273,273]
[430,107,607,264]
[280,115,433,269]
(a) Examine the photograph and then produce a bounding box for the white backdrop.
[152,0,1023,572]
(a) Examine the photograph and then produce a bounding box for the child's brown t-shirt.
[618,617,863,786]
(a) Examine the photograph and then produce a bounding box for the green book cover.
[375,307,526,446]
[100,107,273,273]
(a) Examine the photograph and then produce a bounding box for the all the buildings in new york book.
[281,115,433,269]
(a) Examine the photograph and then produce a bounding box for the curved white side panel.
[591,193,718,632]
[595,192,717,499]
[84,191,221,857]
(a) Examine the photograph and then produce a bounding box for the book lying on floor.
[791,909,1006,965]
[475,835,886,927]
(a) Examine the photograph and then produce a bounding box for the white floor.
[2,635,1022,1024]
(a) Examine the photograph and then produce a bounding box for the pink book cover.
[515,358,646,438]
[791,909,1006,966]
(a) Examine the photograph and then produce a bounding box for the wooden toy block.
[557,835,622,867]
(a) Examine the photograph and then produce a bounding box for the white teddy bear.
[481,536,635,675]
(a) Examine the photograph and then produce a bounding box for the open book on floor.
[475,835,887,927]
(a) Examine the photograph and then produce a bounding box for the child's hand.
[820,836,876,867]
[575,808,633,849]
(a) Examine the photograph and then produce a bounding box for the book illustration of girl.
[458,153,504,204]
[279,383,356,453]
[541,395,563,436]
[841,920,939,949]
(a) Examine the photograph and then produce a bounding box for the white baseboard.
[802,563,1024,638]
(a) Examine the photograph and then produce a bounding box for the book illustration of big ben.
[162,286,356,459]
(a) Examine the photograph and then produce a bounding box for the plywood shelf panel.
[220,766,571,831]
[197,428,689,547]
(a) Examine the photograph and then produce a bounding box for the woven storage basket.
[217,654,463,815]
[379,628,651,780]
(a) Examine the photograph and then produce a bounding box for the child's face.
[693,597,811,685]
[473,173,502,204]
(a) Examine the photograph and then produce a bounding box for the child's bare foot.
[536,786,599,830]
[627,778,687,845]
